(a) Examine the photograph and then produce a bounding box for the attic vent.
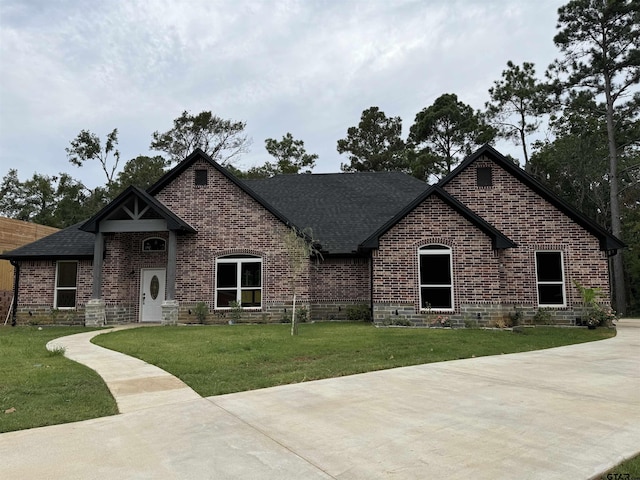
[476,167,493,187]
[195,169,208,186]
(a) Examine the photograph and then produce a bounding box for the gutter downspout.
[9,260,19,327]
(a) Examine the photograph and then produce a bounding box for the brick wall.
[154,160,311,318]
[373,195,503,325]
[443,156,610,308]
[370,155,611,326]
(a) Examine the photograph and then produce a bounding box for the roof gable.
[359,186,517,251]
[439,145,625,252]
[80,185,196,233]
[147,149,295,230]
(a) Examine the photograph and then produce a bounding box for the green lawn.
[0,327,118,434]
[93,322,615,397]
[601,453,640,479]
[0,323,616,434]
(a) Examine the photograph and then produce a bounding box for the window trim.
[54,260,78,310]
[215,255,263,310]
[535,250,566,307]
[142,237,166,252]
[418,244,454,312]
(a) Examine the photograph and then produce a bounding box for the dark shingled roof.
[0,222,94,260]
[244,172,428,254]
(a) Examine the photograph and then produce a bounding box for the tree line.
[0,0,638,314]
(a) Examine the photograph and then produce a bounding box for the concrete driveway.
[1,320,638,479]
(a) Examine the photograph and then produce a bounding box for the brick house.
[1,145,623,327]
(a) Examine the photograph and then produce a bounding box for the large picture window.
[55,261,78,309]
[419,245,453,310]
[215,255,262,308]
[535,251,565,306]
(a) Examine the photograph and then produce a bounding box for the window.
[216,256,262,308]
[55,261,78,308]
[535,251,565,306]
[477,167,493,187]
[195,169,208,186]
[419,245,453,310]
[142,237,166,252]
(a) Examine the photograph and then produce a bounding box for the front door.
[140,268,166,322]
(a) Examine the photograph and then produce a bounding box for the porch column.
[87,231,106,327]
[91,232,104,298]
[166,230,177,300]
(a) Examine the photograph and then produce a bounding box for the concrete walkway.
[1,320,638,479]
[45,326,201,413]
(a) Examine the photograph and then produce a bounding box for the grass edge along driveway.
[93,322,615,397]
[0,327,118,434]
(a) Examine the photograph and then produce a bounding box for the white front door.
[140,268,166,322]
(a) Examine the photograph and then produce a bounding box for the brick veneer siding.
[372,157,611,326]
[442,156,610,318]
[309,256,371,321]
[372,195,503,326]
[14,259,91,325]
[153,160,311,324]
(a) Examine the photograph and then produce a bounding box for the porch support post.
[167,230,177,301]
[87,231,106,327]
[91,232,104,299]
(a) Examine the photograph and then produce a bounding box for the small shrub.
[229,301,242,324]
[346,304,371,322]
[296,306,308,323]
[464,318,478,329]
[393,318,412,327]
[488,318,510,329]
[430,315,451,327]
[533,308,553,325]
[509,307,522,326]
[193,302,209,324]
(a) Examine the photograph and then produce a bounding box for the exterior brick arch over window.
[215,255,262,309]
[142,237,166,252]
[418,245,454,311]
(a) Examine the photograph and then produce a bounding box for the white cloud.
[0,0,565,186]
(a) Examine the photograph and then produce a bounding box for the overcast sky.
[0,0,565,189]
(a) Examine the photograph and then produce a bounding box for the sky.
[0,0,565,189]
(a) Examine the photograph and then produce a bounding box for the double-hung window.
[215,255,262,308]
[419,245,454,310]
[55,261,78,308]
[535,251,565,306]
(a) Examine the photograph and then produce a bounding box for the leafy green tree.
[486,61,549,169]
[530,93,611,224]
[111,155,169,196]
[548,0,640,314]
[409,94,495,179]
[0,170,105,228]
[261,133,318,176]
[150,110,251,165]
[66,129,121,187]
[337,107,407,173]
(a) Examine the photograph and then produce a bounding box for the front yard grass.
[93,322,615,397]
[0,327,118,434]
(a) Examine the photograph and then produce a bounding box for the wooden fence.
[0,217,59,321]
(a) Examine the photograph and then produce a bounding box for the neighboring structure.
[1,145,624,326]
[0,217,59,323]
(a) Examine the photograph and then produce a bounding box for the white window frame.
[535,250,566,307]
[215,256,262,310]
[54,260,78,309]
[418,245,454,312]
